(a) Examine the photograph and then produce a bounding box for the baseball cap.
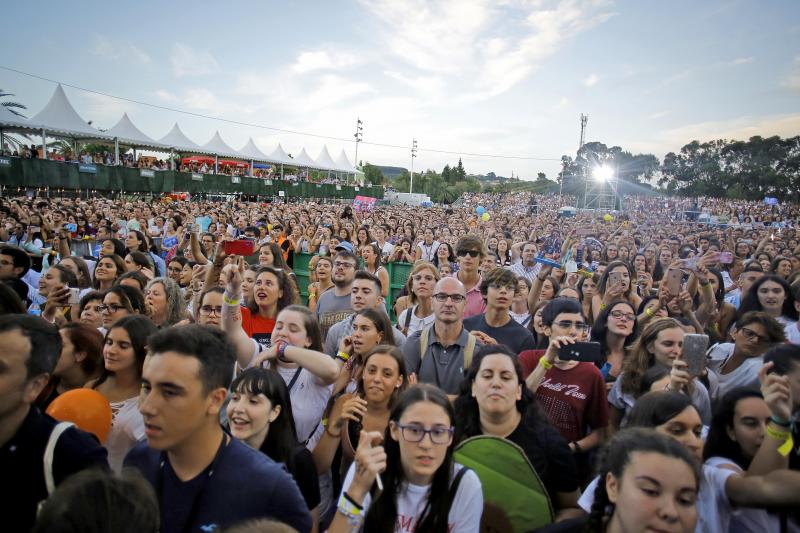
[335,241,354,253]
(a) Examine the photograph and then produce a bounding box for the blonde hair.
[405,261,441,305]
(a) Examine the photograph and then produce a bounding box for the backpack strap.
[44,422,75,495]
[448,466,471,505]
[401,305,414,336]
[464,332,477,370]
[419,325,431,366]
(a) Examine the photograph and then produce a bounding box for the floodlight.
[593,165,613,182]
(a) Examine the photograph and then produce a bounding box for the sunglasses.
[457,250,481,258]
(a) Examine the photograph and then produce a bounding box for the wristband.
[766,425,794,457]
[337,351,352,363]
[645,308,654,317]
[276,341,289,362]
[337,493,364,527]
[223,294,240,306]
[539,358,553,370]
[600,303,607,310]
[571,441,583,454]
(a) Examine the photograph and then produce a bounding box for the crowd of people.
[1,189,800,533]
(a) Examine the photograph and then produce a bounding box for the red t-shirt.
[241,306,276,347]
[519,349,609,444]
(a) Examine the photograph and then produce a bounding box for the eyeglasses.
[396,423,454,445]
[457,250,481,258]
[609,310,636,322]
[85,305,104,314]
[553,320,590,332]
[199,305,223,316]
[333,261,356,269]
[98,304,125,314]
[740,327,769,344]
[432,293,466,303]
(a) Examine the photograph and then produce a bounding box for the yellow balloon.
[603,214,613,222]
[481,213,490,221]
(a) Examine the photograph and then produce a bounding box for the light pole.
[409,139,418,193]
[353,118,363,185]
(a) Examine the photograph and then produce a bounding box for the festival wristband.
[539,358,553,370]
[337,351,352,363]
[766,425,794,457]
[770,415,791,427]
[645,308,654,317]
[223,294,240,306]
[276,341,289,362]
[337,493,364,526]
[599,303,607,310]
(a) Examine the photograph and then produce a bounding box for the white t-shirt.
[276,365,332,450]
[397,306,436,338]
[706,343,762,402]
[340,462,483,533]
[608,374,712,426]
[784,322,800,345]
[705,457,781,533]
[579,464,735,533]
[105,396,145,473]
[417,240,440,262]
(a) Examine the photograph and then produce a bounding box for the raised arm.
[220,263,257,370]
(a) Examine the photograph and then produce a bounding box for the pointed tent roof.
[201,131,240,158]
[292,148,317,168]
[335,149,357,173]
[29,84,111,139]
[314,145,339,171]
[106,113,167,150]
[158,123,202,152]
[238,138,270,161]
[0,103,35,131]
[268,143,293,166]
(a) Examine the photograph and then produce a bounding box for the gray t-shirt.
[316,290,353,341]
[402,325,480,394]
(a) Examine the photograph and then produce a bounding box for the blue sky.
[1,0,798,180]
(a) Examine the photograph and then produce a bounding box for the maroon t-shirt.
[519,349,610,444]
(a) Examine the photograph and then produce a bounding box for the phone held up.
[558,341,602,363]
[682,334,709,376]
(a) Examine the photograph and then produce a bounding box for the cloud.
[729,56,753,66]
[291,50,360,74]
[171,43,219,77]
[783,55,800,90]
[583,73,599,87]
[154,89,177,102]
[647,110,669,120]
[90,35,151,64]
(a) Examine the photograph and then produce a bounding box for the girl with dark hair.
[58,256,92,290]
[389,238,416,263]
[590,300,638,384]
[330,384,483,533]
[592,261,642,321]
[243,265,300,346]
[738,274,799,326]
[125,229,164,277]
[124,251,153,274]
[100,285,146,331]
[579,391,800,533]
[227,367,321,525]
[92,254,125,290]
[361,243,389,298]
[99,238,127,259]
[576,274,599,326]
[333,308,396,396]
[454,345,581,519]
[258,242,293,273]
[432,242,457,273]
[88,314,158,472]
[117,270,148,292]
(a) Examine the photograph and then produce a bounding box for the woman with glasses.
[609,318,712,432]
[591,300,638,385]
[330,384,483,533]
[455,345,582,520]
[194,286,224,328]
[87,315,157,473]
[99,285,146,332]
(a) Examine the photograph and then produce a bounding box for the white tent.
[201,131,240,159]
[314,146,339,172]
[238,137,271,161]
[106,113,167,150]
[292,148,317,168]
[268,143,294,166]
[158,123,203,153]
[28,84,111,139]
[334,149,357,173]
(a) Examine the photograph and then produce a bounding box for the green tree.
[362,163,385,185]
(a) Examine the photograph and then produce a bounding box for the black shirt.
[0,407,109,532]
[463,314,537,354]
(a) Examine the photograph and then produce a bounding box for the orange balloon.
[46,389,113,444]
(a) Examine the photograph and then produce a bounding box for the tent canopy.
[201,131,240,159]
[335,149,357,173]
[28,84,112,139]
[314,145,339,171]
[0,102,35,131]
[105,113,168,150]
[238,137,270,161]
[158,123,203,153]
[292,147,317,168]
[268,143,294,166]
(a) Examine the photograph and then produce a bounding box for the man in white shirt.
[507,241,542,283]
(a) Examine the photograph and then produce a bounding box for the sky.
[1,0,799,181]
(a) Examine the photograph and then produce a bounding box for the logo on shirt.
[539,378,587,400]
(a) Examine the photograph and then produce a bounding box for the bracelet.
[600,303,607,310]
[325,423,342,439]
[645,308,654,317]
[539,358,553,370]
[276,341,288,362]
[571,441,583,454]
[766,425,795,457]
[223,294,240,306]
[337,351,352,363]
[769,415,791,427]
[343,492,364,510]
[337,493,364,527]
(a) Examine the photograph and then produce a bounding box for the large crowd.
[1,189,800,533]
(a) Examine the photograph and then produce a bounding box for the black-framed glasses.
[457,250,481,258]
[610,310,635,322]
[553,320,590,332]
[396,423,454,445]
[432,293,466,303]
[333,261,356,269]
[740,327,769,344]
[199,305,223,316]
[98,304,125,313]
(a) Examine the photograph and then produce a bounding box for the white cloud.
[647,110,669,120]
[583,73,599,87]
[291,50,360,74]
[154,89,177,102]
[171,43,219,77]
[90,35,151,64]
[729,56,753,66]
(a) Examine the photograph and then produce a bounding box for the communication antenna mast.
[579,113,588,150]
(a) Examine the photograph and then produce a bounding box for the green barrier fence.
[0,157,384,199]
[292,252,412,320]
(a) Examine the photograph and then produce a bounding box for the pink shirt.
[453,272,486,319]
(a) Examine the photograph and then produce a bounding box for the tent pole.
[1,129,4,152]
[215,154,219,175]
[170,149,174,170]
[250,159,254,177]
[281,164,284,180]
[114,138,120,166]
[133,147,137,164]
[41,129,47,160]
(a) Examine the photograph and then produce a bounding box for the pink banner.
[353,195,377,211]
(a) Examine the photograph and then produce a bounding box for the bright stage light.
[593,165,613,182]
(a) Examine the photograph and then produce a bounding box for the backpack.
[419,325,477,371]
[454,435,554,533]
[37,422,75,515]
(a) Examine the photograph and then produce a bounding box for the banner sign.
[278,191,285,197]
[191,173,203,181]
[764,197,779,205]
[140,169,155,178]
[231,176,241,184]
[353,195,377,211]
[0,157,11,167]
[78,163,97,174]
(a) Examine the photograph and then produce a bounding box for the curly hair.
[145,277,187,327]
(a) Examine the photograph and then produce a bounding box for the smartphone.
[28,225,40,234]
[67,287,81,305]
[608,271,623,287]
[65,223,77,232]
[575,228,593,237]
[558,342,602,363]
[667,269,683,295]
[719,251,733,264]
[223,238,256,256]
[185,223,195,233]
[682,334,709,376]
